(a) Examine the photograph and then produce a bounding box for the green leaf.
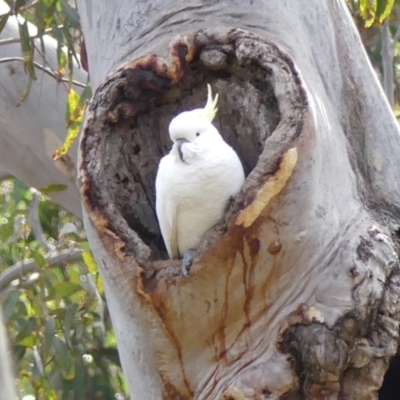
[359,0,376,28]
[53,83,91,160]
[49,307,66,321]
[17,77,33,107]
[82,250,97,274]
[64,303,78,348]
[29,295,44,318]
[13,344,26,363]
[61,2,80,28]
[34,1,46,54]
[0,220,14,241]
[0,12,10,35]
[54,337,75,380]
[46,282,83,301]
[18,21,37,80]
[66,87,80,123]
[15,0,26,12]
[52,22,63,43]
[15,318,38,346]
[43,316,55,357]
[377,0,395,23]
[32,250,46,269]
[2,290,21,322]
[12,178,28,205]
[71,362,86,400]
[39,183,68,195]
[57,48,67,77]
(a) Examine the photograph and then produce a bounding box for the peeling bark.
[78,1,400,399]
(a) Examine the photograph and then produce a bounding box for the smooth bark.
[0,306,17,400]
[78,1,400,399]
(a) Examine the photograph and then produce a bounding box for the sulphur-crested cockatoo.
[156,84,245,275]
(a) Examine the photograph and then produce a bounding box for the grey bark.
[0,2,87,218]
[380,19,396,107]
[0,306,18,400]
[78,0,400,399]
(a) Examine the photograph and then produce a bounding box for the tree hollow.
[79,28,305,269]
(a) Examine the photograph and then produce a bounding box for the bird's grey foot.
[225,195,235,213]
[182,249,196,277]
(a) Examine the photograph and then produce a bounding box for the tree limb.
[0,57,85,88]
[0,248,82,293]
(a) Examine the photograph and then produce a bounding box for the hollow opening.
[379,354,400,400]
[99,51,281,259]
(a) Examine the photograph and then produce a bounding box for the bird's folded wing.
[156,163,180,259]
[167,202,179,259]
[157,197,179,259]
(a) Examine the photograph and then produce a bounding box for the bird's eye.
[196,132,200,137]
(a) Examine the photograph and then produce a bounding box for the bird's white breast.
[156,140,244,257]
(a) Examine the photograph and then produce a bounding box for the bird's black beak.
[176,138,189,162]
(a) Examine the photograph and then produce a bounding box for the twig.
[0,57,86,88]
[0,26,59,47]
[0,0,39,18]
[0,248,83,292]
[18,0,39,13]
[28,190,55,253]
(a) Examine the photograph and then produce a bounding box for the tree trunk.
[78,1,400,398]
[0,1,87,218]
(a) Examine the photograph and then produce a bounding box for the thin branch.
[28,190,55,253]
[0,248,83,292]
[393,23,400,43]
[0,57,86,88]
[0,0,39,18]
[18,0,39,13]
[0,26,59,47]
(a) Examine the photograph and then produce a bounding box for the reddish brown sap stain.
[249,238,260,256]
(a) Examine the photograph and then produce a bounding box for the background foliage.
[0,0,399,399]
[0,183,127,400]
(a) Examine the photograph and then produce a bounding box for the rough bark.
[78,1,400,399]
[0,1,87,218]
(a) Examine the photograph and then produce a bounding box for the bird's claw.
[182,249,196,277]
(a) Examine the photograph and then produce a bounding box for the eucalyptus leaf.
[46,282,83,301]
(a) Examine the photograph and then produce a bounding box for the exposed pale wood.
[78,1,400,399]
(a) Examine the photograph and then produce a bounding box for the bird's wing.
[155,157,180,259]
[167,201,179,259]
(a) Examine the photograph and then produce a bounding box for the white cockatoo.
[156,84,245,274]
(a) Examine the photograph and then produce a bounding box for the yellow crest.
[202,84,219,122]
